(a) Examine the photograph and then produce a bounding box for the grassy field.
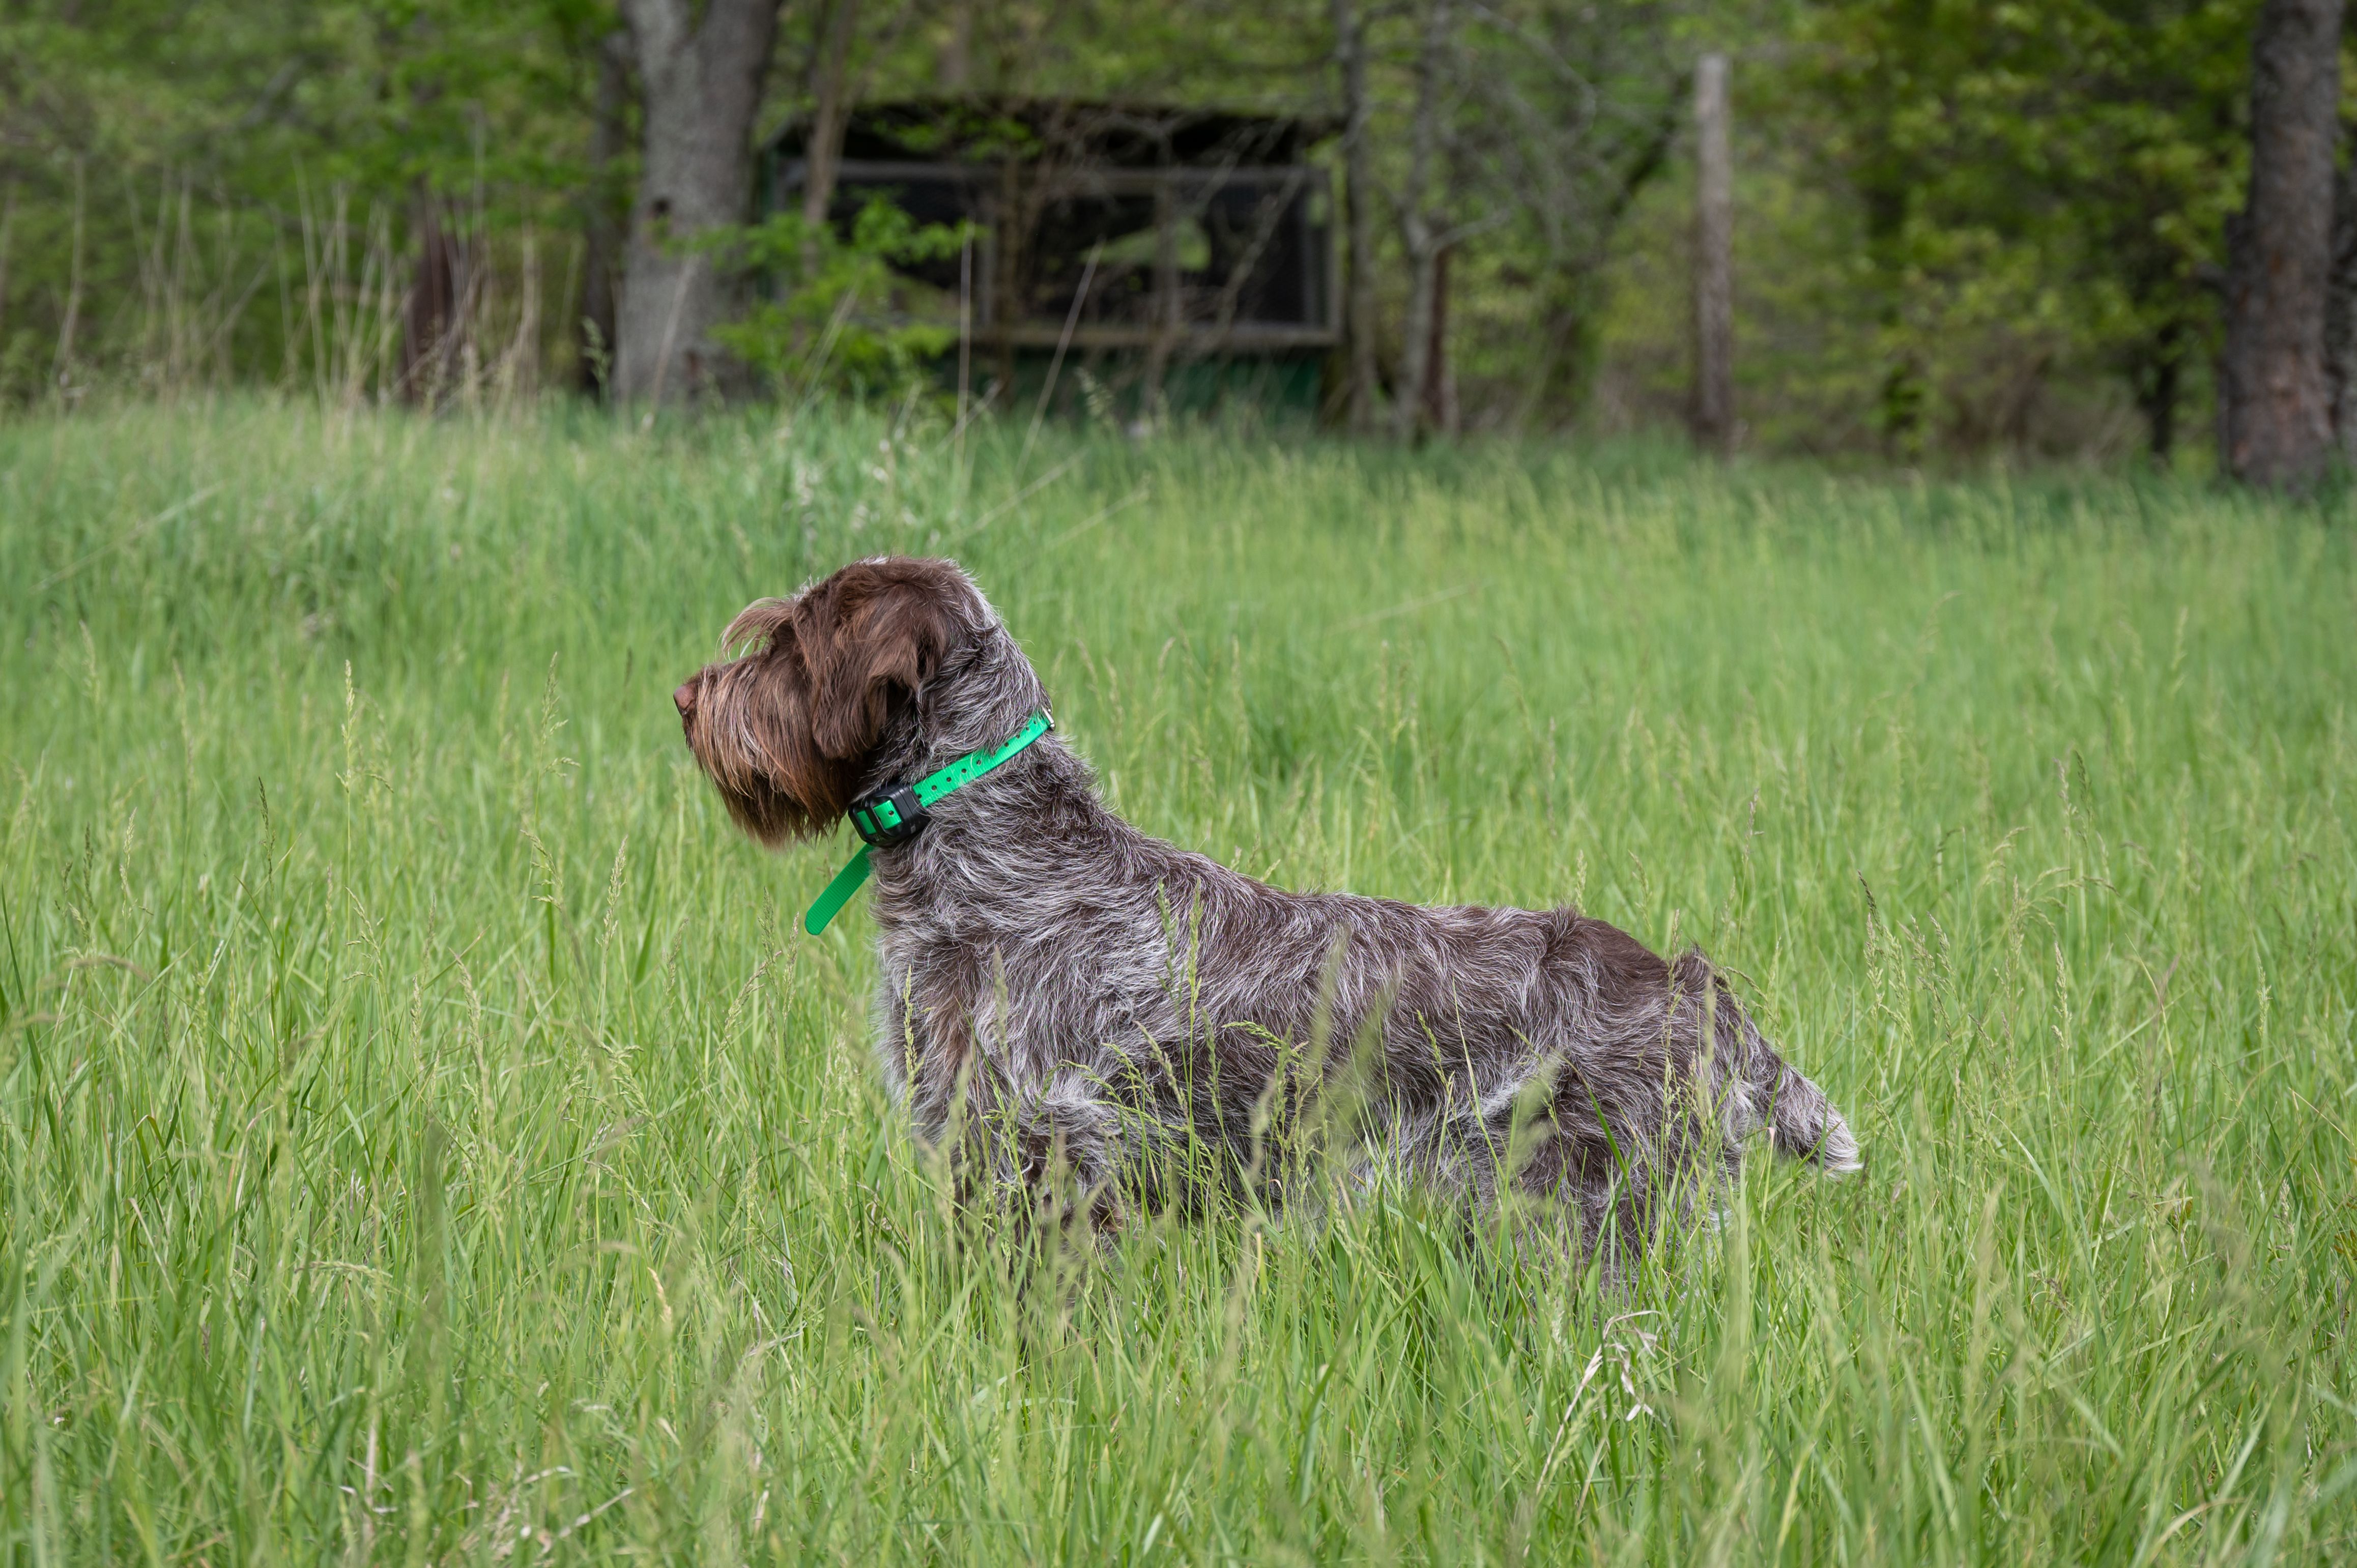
[1,402,2353,1564]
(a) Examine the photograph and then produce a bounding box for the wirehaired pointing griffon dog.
[674,557,1858,1249]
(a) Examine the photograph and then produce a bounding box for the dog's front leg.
[887,967,1129,1239]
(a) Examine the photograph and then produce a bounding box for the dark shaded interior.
[771,97,1330,169]
[765,97,1332,337]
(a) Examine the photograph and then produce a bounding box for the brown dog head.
[673,557,991,845]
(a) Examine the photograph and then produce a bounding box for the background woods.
[0,0,2352,466]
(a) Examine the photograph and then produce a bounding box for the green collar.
[801,711,1054,936]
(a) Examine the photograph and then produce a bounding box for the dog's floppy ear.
[799,559,970,762]
[721,596,796,658]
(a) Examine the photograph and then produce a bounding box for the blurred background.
[0,0,2349,475]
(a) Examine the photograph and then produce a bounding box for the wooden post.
[1390,0,1453,444]
[1331,0,1378,431]
[1690,51,1734,456]
[992,157,1020,403]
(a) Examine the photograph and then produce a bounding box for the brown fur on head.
[673,557,980,845]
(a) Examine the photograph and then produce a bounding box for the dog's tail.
[1682,951,1861,1175]
[1765,1059,1861,1174]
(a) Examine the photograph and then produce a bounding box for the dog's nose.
[673,680,698,719]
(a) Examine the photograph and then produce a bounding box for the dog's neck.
[861,733,1118,915]
[849,620,1210,939]
[857,623,1052,793]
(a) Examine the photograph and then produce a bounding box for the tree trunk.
[939,0,972,91]
[1392,0,1454,444]
[400,189,465,405]
[1689,52,1734,456]
[2327,139,2357,458]
[2221,0,2342,488]
[2134,323,2187,463]
[578,31,630,395]
[614,0,779,404]
[1331,0,1378,432]
[0,182,16,357]
[804,0,859,237]
[51,158,83,389]
[1394,239,1436,442]
[1421,242,1455,433]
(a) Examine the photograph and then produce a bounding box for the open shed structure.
[765,99,1339,414]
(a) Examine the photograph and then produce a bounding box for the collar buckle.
[847,782,928,848]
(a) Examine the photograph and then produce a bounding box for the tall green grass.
[2,402,2352,1563]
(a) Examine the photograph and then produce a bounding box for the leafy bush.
[704,198,968,398]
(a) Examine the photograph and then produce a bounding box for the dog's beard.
[679,655,851,846]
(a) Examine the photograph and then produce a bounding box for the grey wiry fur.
[675,557,1859,1248]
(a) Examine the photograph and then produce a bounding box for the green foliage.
[1793,0,2265,456]
[0,0,619,402]
[703,200,968,398]
[4,404,2356,1560]
[3,0,2322,455]
[1430,0,1687,424]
